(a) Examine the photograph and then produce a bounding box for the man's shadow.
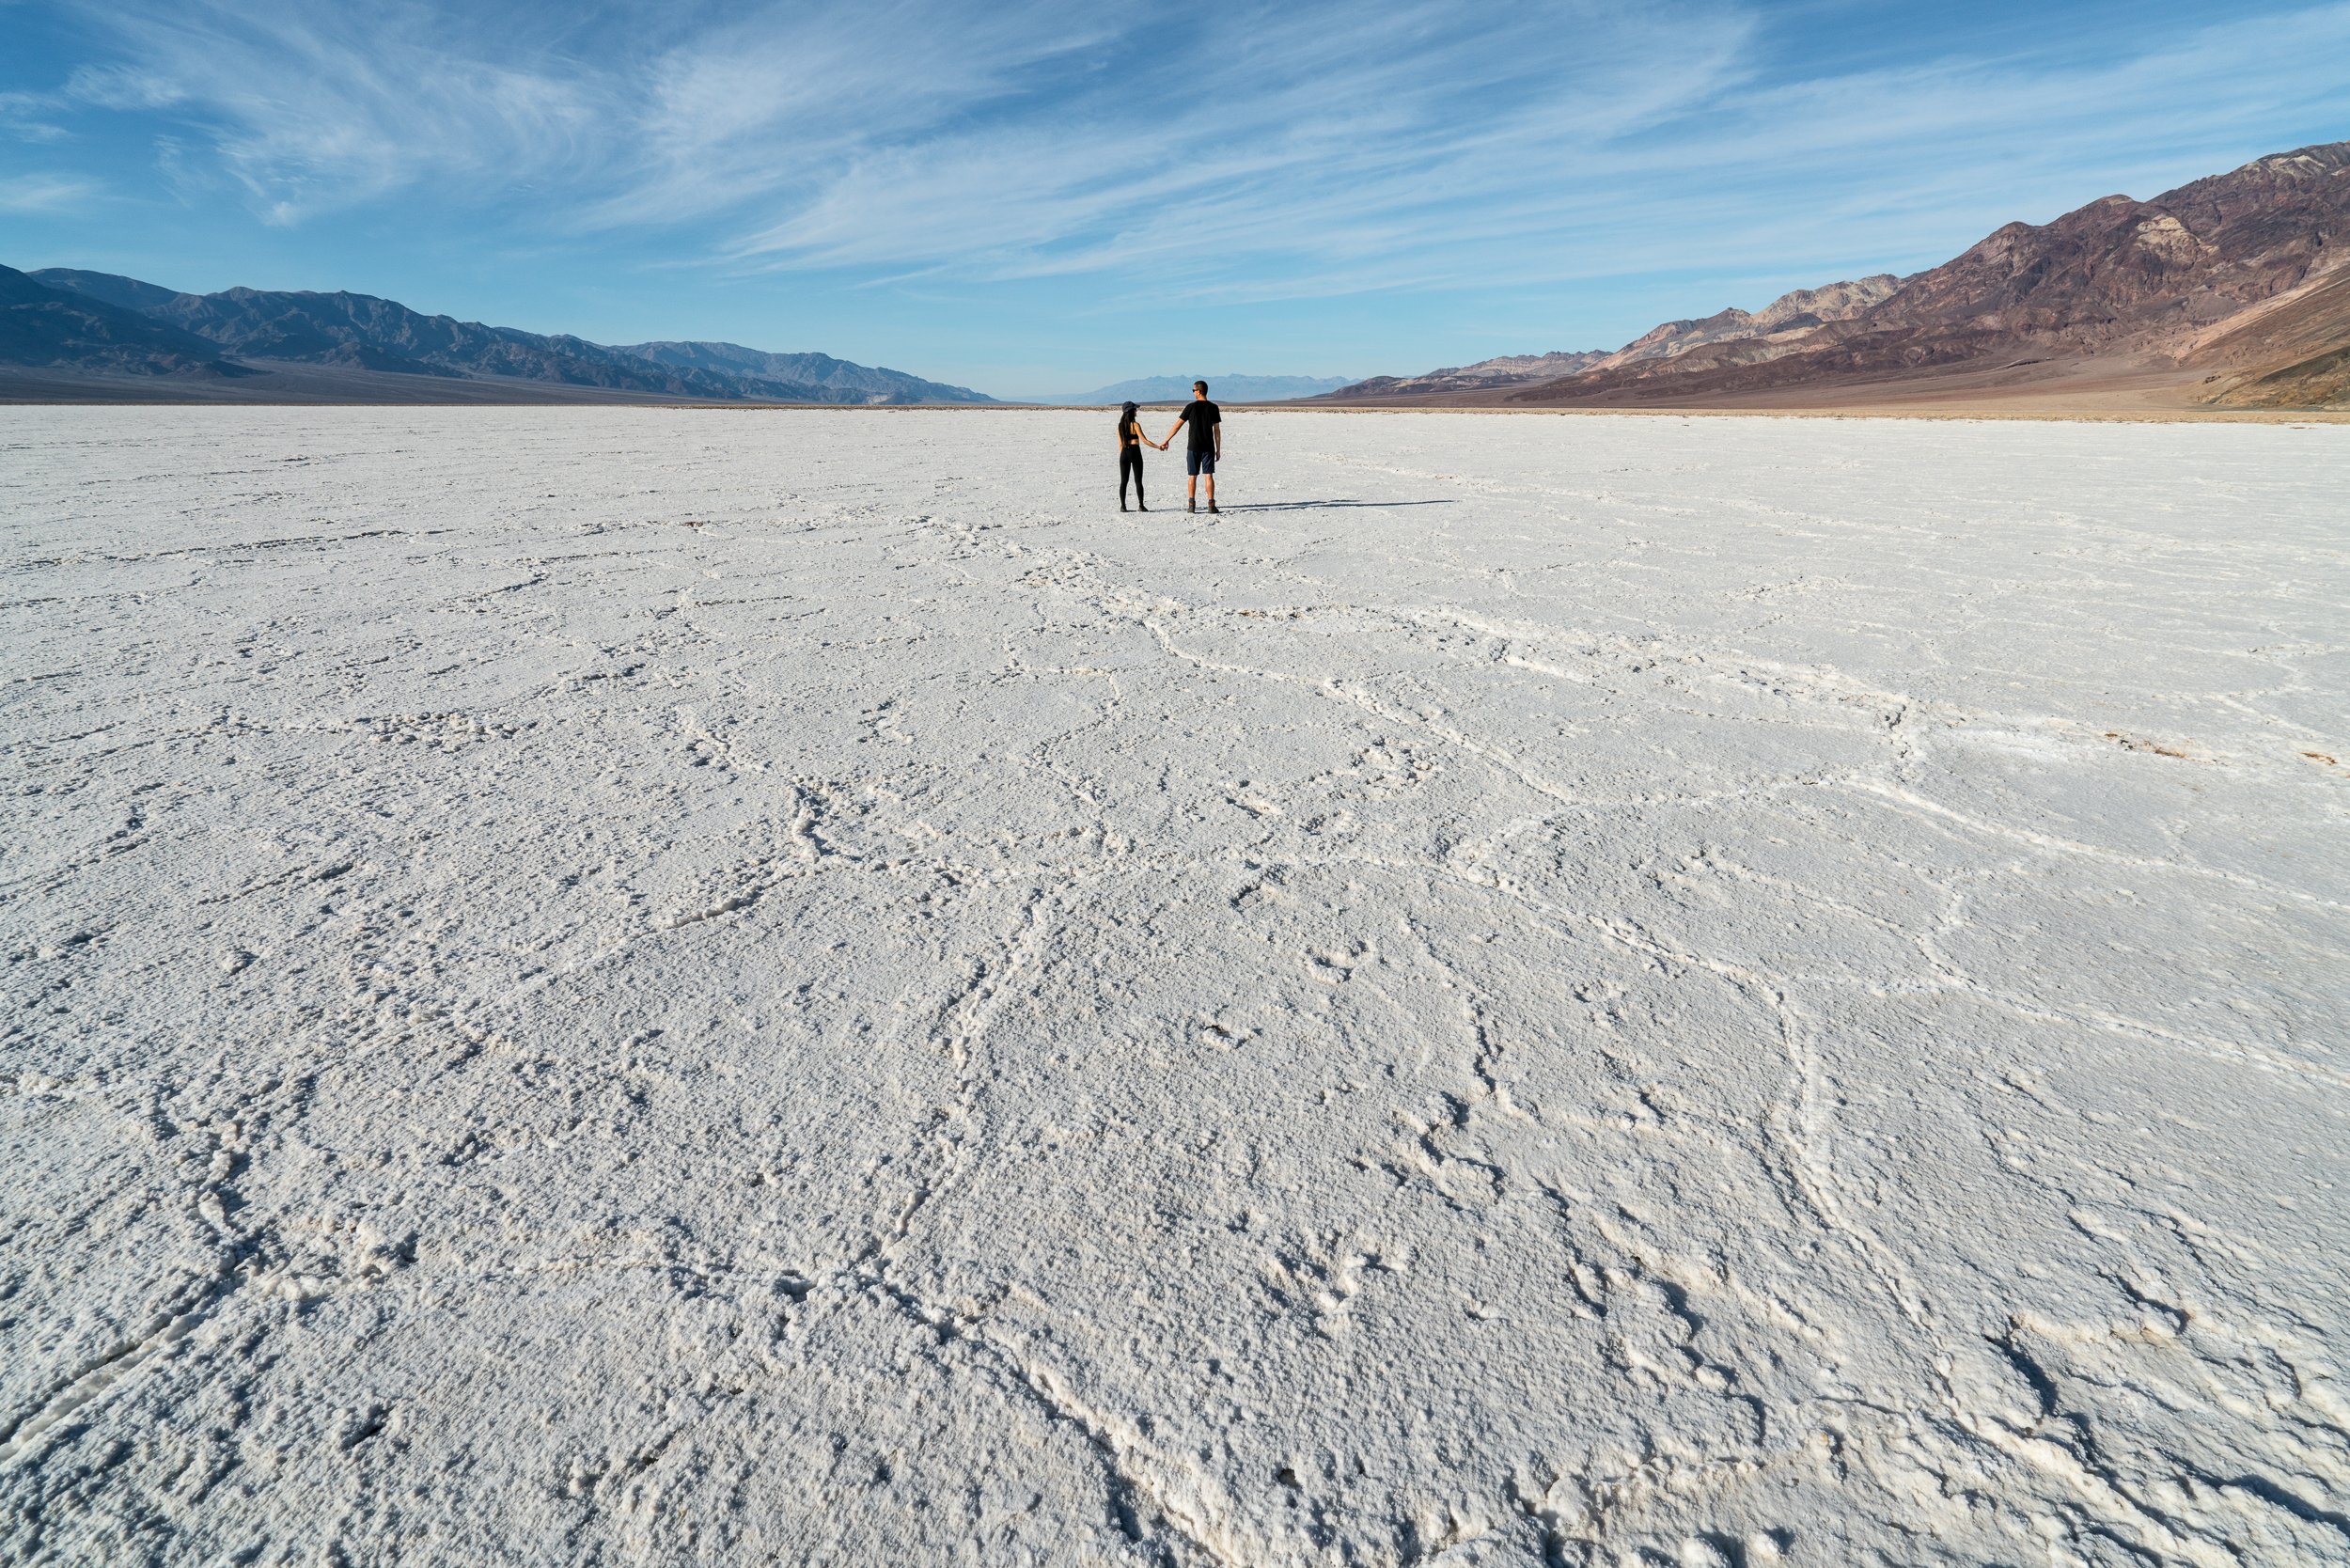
[1216,499,1457,512]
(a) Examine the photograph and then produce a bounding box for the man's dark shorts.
[1186,449,1216,476]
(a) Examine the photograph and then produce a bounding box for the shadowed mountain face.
[27,267,184,317]
[1327,141,2350,410]
[612,341,990,404]
[27,272,777,396]
[0,265,244,379]
[12,270,993,404]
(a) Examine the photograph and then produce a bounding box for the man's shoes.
[1208,503,1221,514]
[1137,503,1148,511]
[1187,501,1197,513]
[1120,503,1129,512]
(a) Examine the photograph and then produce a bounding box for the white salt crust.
[3,408,2344,1566]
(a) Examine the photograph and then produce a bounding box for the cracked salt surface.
[2,407,2345,1565]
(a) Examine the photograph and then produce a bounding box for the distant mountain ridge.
[1578,274,1905,374]
[1324,141,2350,410]
[10,268,993,404]
[1050,373,1355,404]
[1332,274,1904,400]
[611,340,988,404]
[2,266,246,380]
[1332,351,1609,400]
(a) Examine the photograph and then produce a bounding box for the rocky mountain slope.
[1330,141,2350,410]
[1327,351,1607,400]
[27,270,779,398]
[1577,274,1906,376]
[1520,143,2350,407]
[2198,264,2350,408]
[10,269,991,404]
[612,341,988,404]
[1330,276,1903,400]
[1,265,245,380]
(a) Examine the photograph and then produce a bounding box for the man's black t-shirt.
[1181,400,1220,452]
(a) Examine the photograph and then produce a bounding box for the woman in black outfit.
[1116,400,1164,511]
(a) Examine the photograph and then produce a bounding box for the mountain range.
[1048,373,1357,405]
[2,267,991,405]
[10,139,2343,413]
[1324,141,2350,412]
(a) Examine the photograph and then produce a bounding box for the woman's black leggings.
[1120,447,1145,505]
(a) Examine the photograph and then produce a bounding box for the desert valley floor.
[3,408,2345,1566]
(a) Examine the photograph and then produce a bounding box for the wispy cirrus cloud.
[0,170,102,211]
[723,2,1760,283]
[61,61,185,109]
[22,0,2350,326]
[598,0,1121,228]
[45,0,1121,228]
[39,0,1765,260]
[697,0,2350,310]
[55,0,608,222]
[0,87,70,142]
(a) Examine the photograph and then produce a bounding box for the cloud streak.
[720,4,1761,286]
[0,171,101,211]
[16,0,2350,380]
[55,1,607,222]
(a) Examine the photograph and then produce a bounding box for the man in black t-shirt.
[1162,380,1222,513]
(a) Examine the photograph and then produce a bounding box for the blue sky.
[3,1,2346,398]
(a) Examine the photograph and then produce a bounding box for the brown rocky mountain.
[2198,264,2350,407]
[1328,141,2350,411]
[1333,274,1904,400]
[1576,274,1904,375]
[1336,350,1609,400]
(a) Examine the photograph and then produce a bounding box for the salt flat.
[3,408,2344,1566]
